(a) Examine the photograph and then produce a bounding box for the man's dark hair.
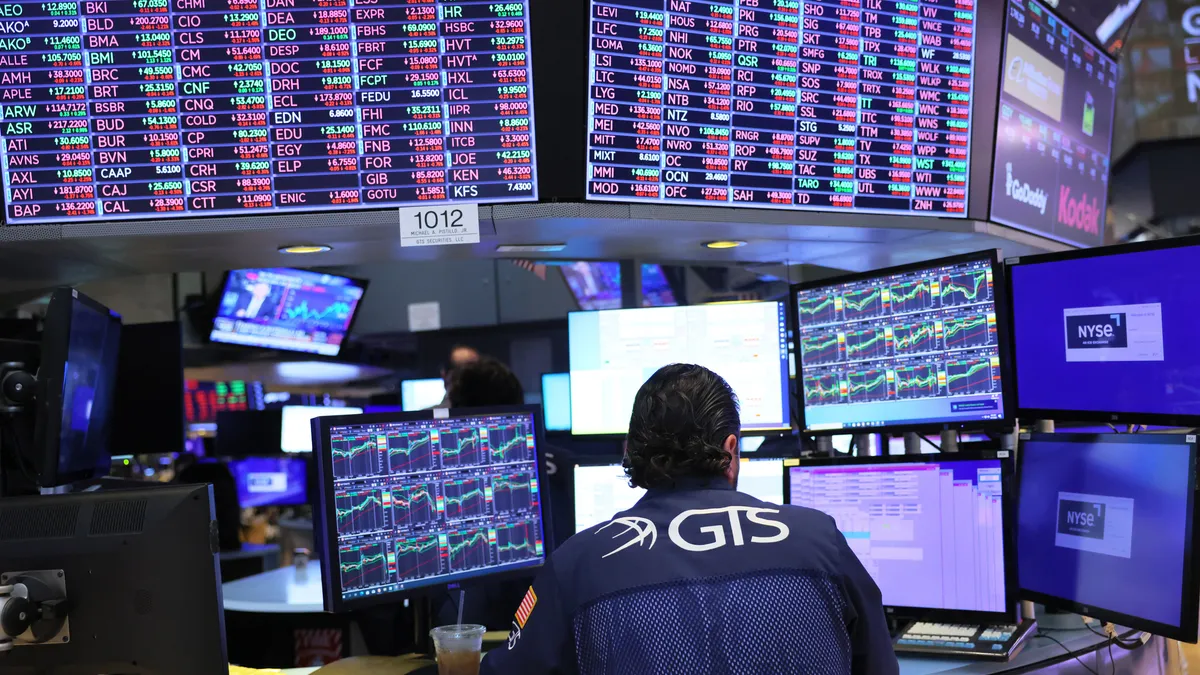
[447,356,525,408]
[623,363,740,489]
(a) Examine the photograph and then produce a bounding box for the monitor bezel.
[539,372,572,435]
[782,450,1019,625]
[311,405,550,613]
[1015,432,1200,642]
[1005,233,1200,427]
[208,267,370,358]
[566,300,794,438]
[789,249,1016,436]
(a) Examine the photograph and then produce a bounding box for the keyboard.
[894,619,1036,661]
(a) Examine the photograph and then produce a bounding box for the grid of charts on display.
[329,412,544,599]
[796,256,1004,430]
[990,0,1117,247]
[0,0,536,224]
[585,0,978,214]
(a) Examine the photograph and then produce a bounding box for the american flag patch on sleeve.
[515,587,537,628]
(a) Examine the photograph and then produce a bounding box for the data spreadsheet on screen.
[0,0,537,224]
[789,460,1007,613]
[568,302,790,435]
[328,411,545,600]
[585,0,978,215]
[796,256,1005,430]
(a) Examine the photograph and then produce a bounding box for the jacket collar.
[645,475,735,497]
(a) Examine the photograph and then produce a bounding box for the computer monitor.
[785,453,1016,622]
[568,301,790,435]
[0,484,228,674]
[1007,236,1200,426]
[1016,433,1200,641]
[230,456,310,508]
[214,410,283,458]
[401,378,446,412]
[540,372,571,433]
[35,288,123,488]
[111,322,185,457]
[209,267,368,357]
[792,250,1013,433]
[572,458,785,533]
[311,406,548,612]
[281,405,363,453]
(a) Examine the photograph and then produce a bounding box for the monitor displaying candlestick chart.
[210,268,367,357]
[312,407,546,611]
[792,250,1012,433]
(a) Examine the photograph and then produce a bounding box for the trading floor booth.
[0,0,1190,670]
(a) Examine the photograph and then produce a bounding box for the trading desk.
[266,628,1165,674]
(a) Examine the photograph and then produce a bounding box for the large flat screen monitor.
[541,372,572,433]
[786,453,1016,622]
[210,268,367,357]
[281,405,363,453]
[1007,236,1200,426]
[230,456,310,508]
[568,302,790,435]
[990,0,1119,247]
[401,378,447,412]
[311,407,548,612]
[1016,433,1199,641]
[0,2,537,225]
[573,458,784,533]
[792,250,1012,433]
[584,0,980,216]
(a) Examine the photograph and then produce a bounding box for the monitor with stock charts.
[312,406,547,612]
[210,268,368,357]
[786,452,1017,622]
[792,250,1013,433]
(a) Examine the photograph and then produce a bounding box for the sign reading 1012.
[398,205,482,248]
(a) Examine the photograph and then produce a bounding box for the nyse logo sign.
[1058,499,1106,540]
[1066,313,1127,349]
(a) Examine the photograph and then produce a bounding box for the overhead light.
[279,244,332,254]
[496,244,567,253]
[704,240,747,250]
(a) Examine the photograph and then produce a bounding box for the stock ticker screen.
[990,0,1118,247]
[585,0,979,215]
[327,411,546,601]
[795,254,1006,431]
[0,0,537,224]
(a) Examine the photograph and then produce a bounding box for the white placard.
[399,204,480,247]
[407,301,441,332]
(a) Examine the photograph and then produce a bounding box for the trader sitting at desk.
[483,364,898,674]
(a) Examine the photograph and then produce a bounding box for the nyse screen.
[585,0,980,216]
[990,0,1117,247]
[0,0,537,224]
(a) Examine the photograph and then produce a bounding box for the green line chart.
[940,270,990,307]
[846,369,889,403]
[447,528,489,571]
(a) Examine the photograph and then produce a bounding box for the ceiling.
[0,203,1074,295]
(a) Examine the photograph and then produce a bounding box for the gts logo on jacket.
[597,506,790,558]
